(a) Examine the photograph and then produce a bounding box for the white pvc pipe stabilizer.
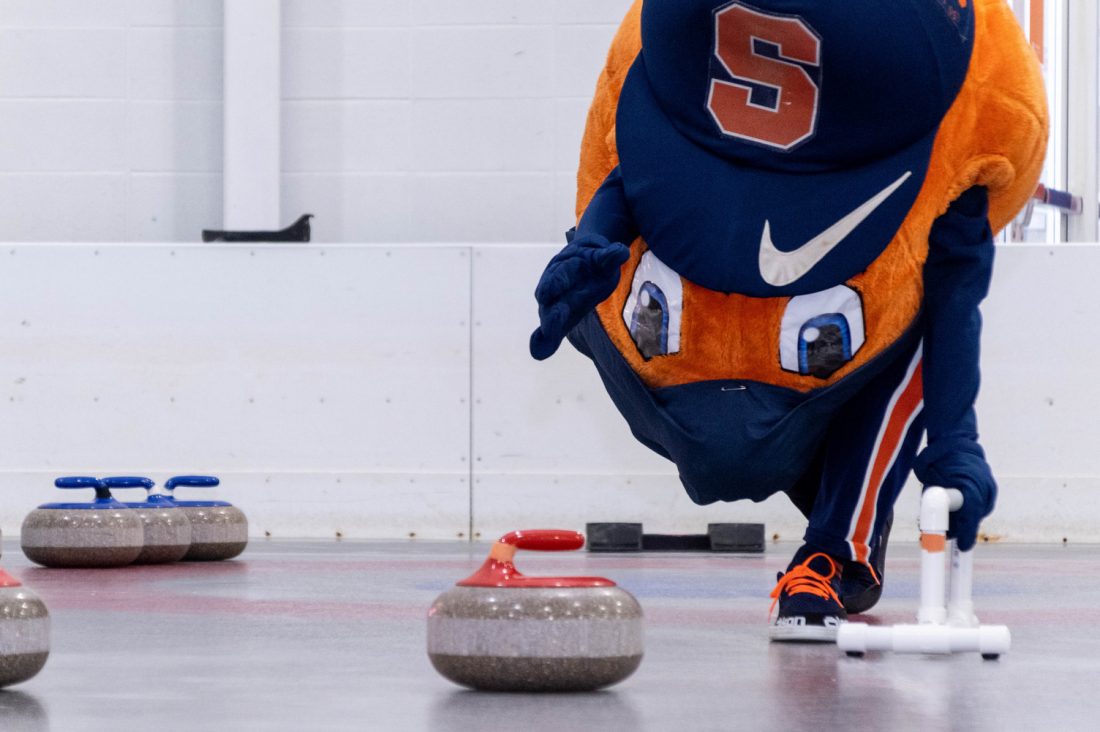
[837,487,1011,657]
[836,623,1010,656]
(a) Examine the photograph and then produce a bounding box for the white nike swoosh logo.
[758,171,912,287]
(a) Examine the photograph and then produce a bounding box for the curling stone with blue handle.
[164,476,248,561]
[21,477,144,568]
[0,568,49,687]
[109,476,193,565]
[427,529,644,692]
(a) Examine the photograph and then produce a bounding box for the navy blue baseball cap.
[616,0,975,296]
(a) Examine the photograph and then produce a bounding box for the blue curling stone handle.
[165,475,220,489]
[101,476,155,489]
[44,476,122,508]
[54,476,103,489]
[164,475,229,507]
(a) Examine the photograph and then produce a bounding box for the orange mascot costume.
[530,0,1046,639]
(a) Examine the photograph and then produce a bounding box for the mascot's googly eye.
[780,285,865,379]
[622,251,683,360]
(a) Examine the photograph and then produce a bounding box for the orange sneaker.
[769,549,847,642]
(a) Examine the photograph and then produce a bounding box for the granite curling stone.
[110,476,193,564]
[21,477,144,568]
[164,475,248,561]
[0,568,49,687]
[427,529,644,692]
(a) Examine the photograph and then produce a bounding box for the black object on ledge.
[585,522,766,553]
[202,214,313,243]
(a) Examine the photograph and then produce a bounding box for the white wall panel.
[0,470,469,541]
[225,472,470,539]
[987,477,1100,543]
[0,244,471,539]
[979,244,1100,475]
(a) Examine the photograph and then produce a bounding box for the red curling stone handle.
[488,529,583,563]
[499,529,584,552]
[457,529,613,588]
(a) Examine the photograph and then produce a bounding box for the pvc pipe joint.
[920,486,963,534]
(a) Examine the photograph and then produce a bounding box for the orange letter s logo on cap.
[707,3,821,151]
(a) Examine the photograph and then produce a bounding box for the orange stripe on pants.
[851,361,924,565]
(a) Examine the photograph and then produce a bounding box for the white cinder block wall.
[0,0,223,242]
[0,0,635,243]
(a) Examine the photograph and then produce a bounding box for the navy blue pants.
[568,312,925,564]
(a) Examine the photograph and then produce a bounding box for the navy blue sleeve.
[912,186,997,551]
[574,166,639,245]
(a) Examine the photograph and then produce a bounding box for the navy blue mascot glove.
[914,438,997,551]
[529,232,630,360]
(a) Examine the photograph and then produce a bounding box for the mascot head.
[587,0,1046,391]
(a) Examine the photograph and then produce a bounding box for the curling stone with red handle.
[21,477,144,568]
[109,476,193,564]
[427,529,644,692]
[0,568,49,687]
[164,475,248,561]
